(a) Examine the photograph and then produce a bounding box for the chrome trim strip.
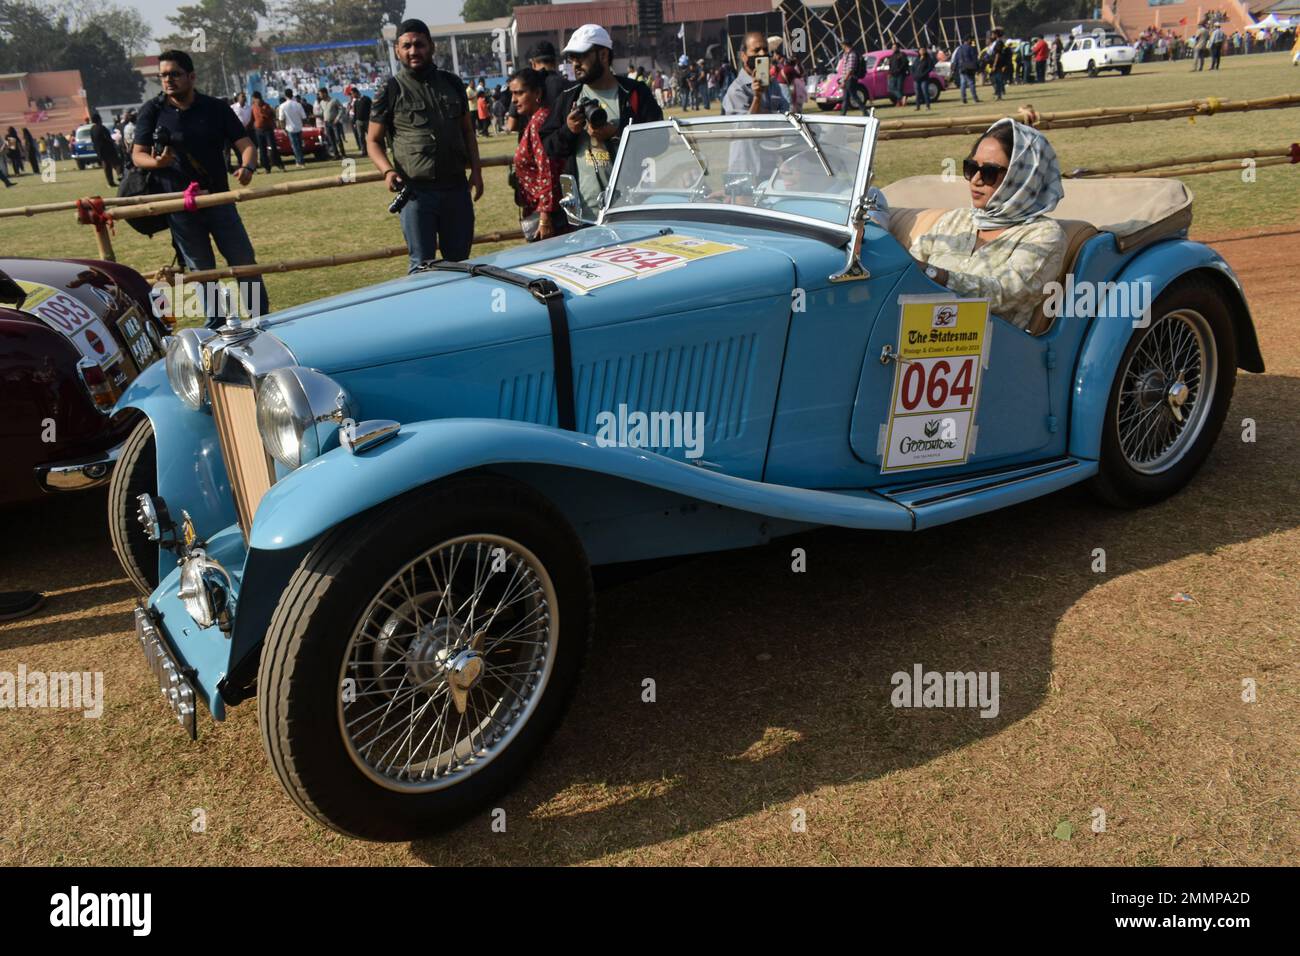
[36,441,123,492]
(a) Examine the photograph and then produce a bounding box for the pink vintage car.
[814,50,946,109]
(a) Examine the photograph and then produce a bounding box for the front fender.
[1068,240,1263,461]
[113,360,236,581]
[249,417,913,552]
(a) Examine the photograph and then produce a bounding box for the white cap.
[562,24,613,54]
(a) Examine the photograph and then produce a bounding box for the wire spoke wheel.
[1115,308,1218,475]
[338,534,558,794]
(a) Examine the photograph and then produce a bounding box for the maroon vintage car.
[272,123,333,161]
[0,257,167,506]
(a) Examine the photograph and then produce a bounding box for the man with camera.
[131,49,269,325]
[367,19,483,272]
[722,32,789,116]
[540,24,661,221]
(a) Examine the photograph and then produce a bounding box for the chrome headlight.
[164,328,214,410]
[255,366,354,468]
[178,549,234,631]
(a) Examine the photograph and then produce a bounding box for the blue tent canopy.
[273,39,376,54]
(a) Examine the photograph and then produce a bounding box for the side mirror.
[559,174,599,226]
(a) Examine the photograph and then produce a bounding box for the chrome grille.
[210,380,275,537]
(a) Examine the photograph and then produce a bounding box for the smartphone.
[753,55,770,86]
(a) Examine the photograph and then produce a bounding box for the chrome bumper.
[134,606,198,739]
[36,441,123,492]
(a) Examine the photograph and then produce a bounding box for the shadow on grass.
[410,371,1298,864]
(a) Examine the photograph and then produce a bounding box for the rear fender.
[1068,241,1263,461]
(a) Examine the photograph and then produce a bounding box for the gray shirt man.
[722,69,789,175]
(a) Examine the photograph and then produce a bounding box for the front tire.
[926,81,941,103]
[257,475,593,841]
[1091,277,1237,508]
[108,417,159,594]
[1087,60,1098,77]
[1119,65,1132,75]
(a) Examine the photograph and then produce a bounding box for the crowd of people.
[1133,18,1295,64]
[4,13,1293,326]
[261,61,390,99]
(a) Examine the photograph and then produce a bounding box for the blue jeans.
[255,129,282,172]
[991,71,1006,98]
[959,72,979,102]
[167,202,269,326]
[287,131,304,165]
[888,74,905,103]
[913,77,931,107]
[399,182,475,272]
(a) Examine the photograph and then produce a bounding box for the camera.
[573,97,608,129]
[388,185,412,214]
[153,125,183,155]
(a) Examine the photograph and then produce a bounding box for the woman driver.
[911,118,1067,331]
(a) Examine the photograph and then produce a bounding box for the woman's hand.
[537,215,554,240]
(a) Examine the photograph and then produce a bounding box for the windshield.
[604,114,874,230]
[75,127,92,141]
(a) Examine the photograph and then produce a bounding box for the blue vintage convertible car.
[110,114,1262,840]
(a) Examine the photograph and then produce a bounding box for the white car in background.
[1060,33,1136,77]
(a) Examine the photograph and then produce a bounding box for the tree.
[460,0,547,25]
[992,0,1093,39]
[59,22,143,105]
[53,0,152,56]
[273,0,408,45]
[0,0,68,72]
[167,0,267,88]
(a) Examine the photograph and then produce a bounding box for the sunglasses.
[963,159,1008,184]
[159,70,188,79]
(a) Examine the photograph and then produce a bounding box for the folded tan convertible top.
[880,175,1193,252]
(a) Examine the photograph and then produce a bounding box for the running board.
[876,458,1099,530]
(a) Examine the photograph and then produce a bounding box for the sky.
[131,0,471,54]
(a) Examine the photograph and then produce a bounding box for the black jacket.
[90,123,116,160]
[540,74,662,179]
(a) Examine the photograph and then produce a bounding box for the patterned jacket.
[514,107,562,215]
[909,207,1067,330]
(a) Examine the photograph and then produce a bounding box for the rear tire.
[257,475,593,841]
[1119,65,1132,75]
[108,417,159,595]
[1087,60,1098,77]
[926,81,941,103]
[1091,277,1237,508]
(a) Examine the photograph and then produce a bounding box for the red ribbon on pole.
[74,196,114,235]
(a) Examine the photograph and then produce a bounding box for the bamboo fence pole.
[2,155,511,220]
[1111,155,1294,178]
[1069,146,1296,177]
[144,229,527,284]
[876,91,1300,133]
[97,155,512,223]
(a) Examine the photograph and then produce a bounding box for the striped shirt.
[910,207,1067,331]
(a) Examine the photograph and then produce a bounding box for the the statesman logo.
[899,419,957,454]
[50,886,151,936]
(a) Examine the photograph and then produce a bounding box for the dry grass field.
[0,52,1296,865]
